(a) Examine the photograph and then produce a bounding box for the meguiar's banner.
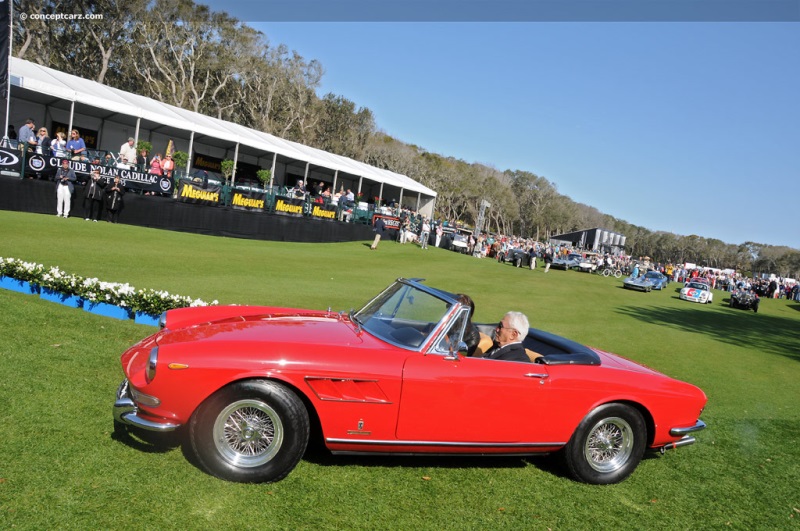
[274,195,304,217]
[231,189,267,212]
[177,179,222,206]
[310,203,337,221]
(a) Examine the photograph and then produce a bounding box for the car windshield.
[353,280,454,350]
[686,282,708,290]
[568,254,582,260]
[645,272,660,279]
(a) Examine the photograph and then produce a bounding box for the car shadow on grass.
[303,448,549,475]
[615,304,800,362]
[302,446,666,482]
[111,423,184,454]
[112,425,669,483]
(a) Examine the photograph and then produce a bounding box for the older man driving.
[483,311,531,362]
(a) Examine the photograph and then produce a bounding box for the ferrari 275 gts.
[114,278,707,485]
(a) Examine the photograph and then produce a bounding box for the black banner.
[310,203,337,221]
[176,179,222,206]
[192,152,263,182]
[0,0,9,104]
[24,156,173,193]
[230,189,267,212]
[273,195,304,217]
[372,214,400,232]
[0,146,23,176]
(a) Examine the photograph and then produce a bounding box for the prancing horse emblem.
[347,418,370,435]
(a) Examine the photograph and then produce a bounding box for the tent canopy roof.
[10,57,436,197]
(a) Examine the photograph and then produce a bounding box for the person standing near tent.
[54,159,76,218]
[35,127,50,155]
[66,129,87,160]
[420,218,431,250]
[50,132,67,158]
[18,118,37,152]
[105,176,125,223]
[149,154,163,176]
[161,154,175,178]
[82,169,106,222]
[370,216,386,250]
[119,137,137,166]
[137,149,149,172]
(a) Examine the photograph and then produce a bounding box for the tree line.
[14,0,800,277]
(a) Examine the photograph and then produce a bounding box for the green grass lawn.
[1,210,799,529]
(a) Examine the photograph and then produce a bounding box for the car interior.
[473,324,601,366]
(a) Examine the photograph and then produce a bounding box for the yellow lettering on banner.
[180,184,219,202]
[232,193,265,209]
[312,205,336,219]
[275,199,303,214]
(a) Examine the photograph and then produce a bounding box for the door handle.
[524,372,549,379]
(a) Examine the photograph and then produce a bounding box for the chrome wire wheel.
[213,399,284,468]
[583,416,634,473]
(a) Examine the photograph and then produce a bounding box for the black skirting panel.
[0,177,375,243]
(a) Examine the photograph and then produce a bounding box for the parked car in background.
[730,289,759,312]
[641,271,670,290]
[680,281,714,304]
[114,278,707,486]
[623,275,655,292]
[497,247,533,268]
[442,227,472,254]
[551,253,583,270]
[578,252,601,273]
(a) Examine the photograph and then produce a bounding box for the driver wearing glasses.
[483,312,531,363]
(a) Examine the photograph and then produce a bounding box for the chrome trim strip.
[326,438,565,448]
[670,419,706,437]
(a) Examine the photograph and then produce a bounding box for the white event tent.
[7,57,436,216]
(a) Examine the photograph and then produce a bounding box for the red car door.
[396,353,555,443]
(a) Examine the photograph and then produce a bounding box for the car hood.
[155,309,368,349]
[625,277,653,285]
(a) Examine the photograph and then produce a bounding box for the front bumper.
[624,283,650,291]
[113,379,181,432]
[658,419,707,453]
[680,294,707,303]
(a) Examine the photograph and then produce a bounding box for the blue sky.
[205,8,799,248]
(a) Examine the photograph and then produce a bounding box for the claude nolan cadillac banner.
[24,156,174,194]
[177,179,222,206]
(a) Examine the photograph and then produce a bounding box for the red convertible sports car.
[114,278,707,485]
